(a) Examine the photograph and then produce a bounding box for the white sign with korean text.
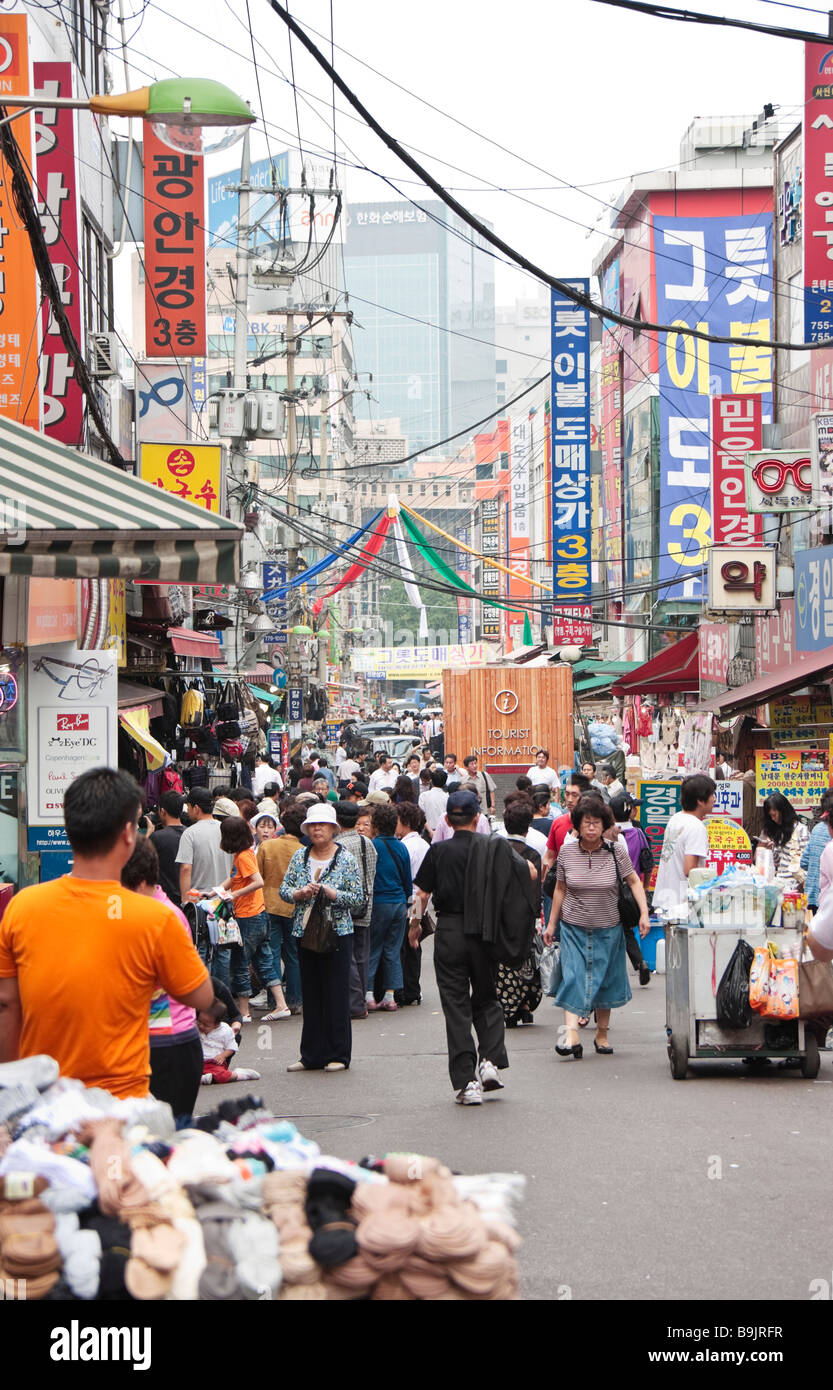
[27,645,117,825]
[707,546,776,614]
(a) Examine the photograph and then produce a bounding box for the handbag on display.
[604,842,641,932]
[798,938,833,1018]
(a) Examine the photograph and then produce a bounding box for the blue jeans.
[268,912,302,1008]
[367,899,408,994]
[230,911,281,998]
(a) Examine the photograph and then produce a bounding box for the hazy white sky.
[123,0,808,308]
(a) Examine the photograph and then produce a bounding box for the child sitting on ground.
[198,999,260,1085]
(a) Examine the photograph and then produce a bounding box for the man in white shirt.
[459,755,496,817]
[368,754,398,793]
[525,749,560,793]
[419,768,449,833]
[599,765,625,801]
[652,775,716,911]
[251,754,281,801]
[337,754,362,786]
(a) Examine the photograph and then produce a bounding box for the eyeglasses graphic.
[750,455,811,495]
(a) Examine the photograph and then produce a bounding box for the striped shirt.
[556,838,634,929]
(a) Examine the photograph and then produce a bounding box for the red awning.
[611,632,699,695]
[168,627,221,659]
[699,644,833,715]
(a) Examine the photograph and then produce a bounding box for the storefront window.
[0,649,25,758]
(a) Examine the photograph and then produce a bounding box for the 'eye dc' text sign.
[551,282,591,604]
[655,215,773,600]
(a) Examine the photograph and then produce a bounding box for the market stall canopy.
[117,680,165,719]
[610,633,700,696]
[699,645,833,716]
[119,706,167,771]
[167,627,222,659]
[0,416,242,583]
[572,659,639,694]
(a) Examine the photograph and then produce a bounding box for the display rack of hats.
[0,1064,524,1302]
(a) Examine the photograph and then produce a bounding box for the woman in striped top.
[544,795,650,1059]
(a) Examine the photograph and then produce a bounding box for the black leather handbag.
[605,842,641,932]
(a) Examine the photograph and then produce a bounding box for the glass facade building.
[344,201,495,453]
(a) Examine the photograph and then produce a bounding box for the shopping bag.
[539,943,558,997]
[748,945,775,1013]
[798,945,833,1019]
[763,957,799,1021]
[715,939,755,1029]
[299,893,337,955]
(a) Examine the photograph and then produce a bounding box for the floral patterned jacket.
[278,843,364,937]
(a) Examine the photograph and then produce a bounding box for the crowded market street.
[194,946,833,1304]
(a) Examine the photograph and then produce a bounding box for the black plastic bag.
[716,939,755,1028]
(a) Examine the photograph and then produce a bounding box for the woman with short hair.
[544,795,650,1058]
[366,801,413,1012]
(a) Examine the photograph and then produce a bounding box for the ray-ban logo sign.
[494,690,518,715]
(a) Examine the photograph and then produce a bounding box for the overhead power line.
[264,0,831,354]
[586,0,833,43]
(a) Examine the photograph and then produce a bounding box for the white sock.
[384,990,394,1000]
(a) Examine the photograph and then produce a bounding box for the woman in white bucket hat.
[278,803,364,1072]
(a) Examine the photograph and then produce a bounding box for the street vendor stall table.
[665,923,819,1079]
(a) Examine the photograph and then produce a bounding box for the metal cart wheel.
[668,1034,689,1080]
[800,1032,820,1079]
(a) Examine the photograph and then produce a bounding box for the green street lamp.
[1,78,254,154]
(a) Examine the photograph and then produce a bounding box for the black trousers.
[298,936,352,1069]
[433,914,508,1091]
[396,936,422,1004]
[149,1037,203,1122]
[624,924,646,972]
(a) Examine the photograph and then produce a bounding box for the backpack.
[160,766,184,796]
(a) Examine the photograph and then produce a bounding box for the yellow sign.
[139,442,223,513]
[705,816,752,874]
[351,643,486,681]
[756,747,831,810]
[103,581,126,669]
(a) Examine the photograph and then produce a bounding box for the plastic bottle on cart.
[655,936,666,975]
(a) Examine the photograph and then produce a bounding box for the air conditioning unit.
[88,332,119,378]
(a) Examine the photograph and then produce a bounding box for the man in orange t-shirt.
[0,767,213,1099]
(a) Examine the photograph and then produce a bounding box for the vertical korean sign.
[0,14,38,428]
[508,414,531,622]
[34,62,83,444]
[143,125,206,356]
[551,283,591,611]
[600,260,623,592]
[480,499,502,639]
[804,43,833,344]
[711,395,762,547]
[654,215,773,598]
[455,523,472,644]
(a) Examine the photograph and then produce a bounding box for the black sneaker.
[638,963,651,986]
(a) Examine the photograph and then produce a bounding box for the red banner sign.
[143,126,206,356]
[551,604,593,647]
[710,395,762,547]
[699,621,730,684]
[34,61,83,445]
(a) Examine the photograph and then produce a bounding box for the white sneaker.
[249,992,268,1009]
[454,1079,483,1105]
[286,1060,307,1072]
[478,1060,504,1092]
[200,1073,213,1085]
[324,1061,346,1072]
[232,1067,261,1081]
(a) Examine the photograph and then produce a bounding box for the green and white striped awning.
[0,416,242,583]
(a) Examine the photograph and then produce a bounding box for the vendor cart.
[665,923,819,1080]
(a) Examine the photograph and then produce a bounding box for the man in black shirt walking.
[150,792,186,906]
[413,791,528,1105]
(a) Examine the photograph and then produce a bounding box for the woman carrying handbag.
[279,804,364,1072]
[544,795,650,1058]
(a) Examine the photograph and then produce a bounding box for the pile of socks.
[0,1057,523,1301]
[329,1153,521,1301]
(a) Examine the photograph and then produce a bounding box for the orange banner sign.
[0,14,39,428]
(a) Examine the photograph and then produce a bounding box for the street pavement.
[197,941,833,1302]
